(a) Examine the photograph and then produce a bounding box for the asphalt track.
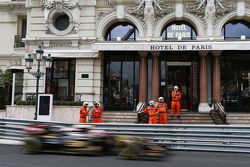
[0,144,250,167]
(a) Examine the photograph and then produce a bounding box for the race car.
[116,135,166,160]
[22,123,116,155]
[22,123,166,160]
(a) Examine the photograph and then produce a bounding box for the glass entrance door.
[161,63,192,111]
[103,53,139,111]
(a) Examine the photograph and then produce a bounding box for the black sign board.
[38,95,51,115]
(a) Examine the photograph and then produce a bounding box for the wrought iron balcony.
[14,35,25,48]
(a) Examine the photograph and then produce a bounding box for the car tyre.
[23,137,41,154]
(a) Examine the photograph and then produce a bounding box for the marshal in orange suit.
[92,102,103,123]
[171,86,182,118]
[144,101,158,124]
[156,97,168,124]
[79,102,89,123]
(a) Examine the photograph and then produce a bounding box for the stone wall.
[6,105,81,124]
[0,110,6,118]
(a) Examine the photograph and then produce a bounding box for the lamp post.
[25,46,52,120]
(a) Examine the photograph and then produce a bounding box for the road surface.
[0,144,249,167]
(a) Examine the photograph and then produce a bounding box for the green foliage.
[15,100,82,106]
[0,69,11,87]
[53,100,82,106]
[16,100,36,105]
[0,69,12,108]
[0,102,6,109]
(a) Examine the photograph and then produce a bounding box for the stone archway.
[215,10,250,36]
[97,12,144,40]
[154,12,205,38]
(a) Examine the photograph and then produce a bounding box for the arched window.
[105,22,138,41]
[161,21,197,40]
[222,20,250,40]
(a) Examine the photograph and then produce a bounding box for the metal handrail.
[1,118,250,153]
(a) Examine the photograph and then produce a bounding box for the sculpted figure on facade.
[197,0,224,37]
[135,0,163,39]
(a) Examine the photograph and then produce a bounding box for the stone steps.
[102,111,250,124]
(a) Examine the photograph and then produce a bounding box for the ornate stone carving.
[186,0,236,37]
[127,0,171,21]
[42,0,84,35]
[43,0,84,10]
[187,0,235,21]
[127,0,171,39]
[97,10,115,20]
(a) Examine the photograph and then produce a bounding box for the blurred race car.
[22,123,166,160]
[22,124,115,155]
[115,135,166,160]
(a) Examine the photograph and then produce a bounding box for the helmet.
[93,101,99,106]
[174,86,179,90]
[83,102,88,106]
[149,101,155,106]
[158,97,164,101]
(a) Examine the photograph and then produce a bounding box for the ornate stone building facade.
[1,0,250,112]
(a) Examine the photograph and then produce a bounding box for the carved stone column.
[212,51,222,101]
[151,52,160,101]
[138,51,148,102]
[198,51,210,113]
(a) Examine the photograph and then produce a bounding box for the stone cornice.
[0,1,25,7]
[97,0,248,6]
[92,41,250,51]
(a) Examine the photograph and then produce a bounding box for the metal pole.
[11,73,16,106]
[34,60,41,120]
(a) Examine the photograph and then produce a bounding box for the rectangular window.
[46,59,75,101]
[14,16,26,48]
[103,52,139,111]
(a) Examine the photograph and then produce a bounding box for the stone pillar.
[151,52,160,101]
[136,51,148,112]
[212,51,222,101]
[138,51,148,102]
[198,51,210,113]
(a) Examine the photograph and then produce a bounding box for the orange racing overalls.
[92,106,103,123]
[171,90,181,117]
[144,105,158,124]
[79,106,88,123]
[157,102,168,124]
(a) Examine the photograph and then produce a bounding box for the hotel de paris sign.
[92,41,250,51]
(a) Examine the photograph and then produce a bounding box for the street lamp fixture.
[25,46,52,120]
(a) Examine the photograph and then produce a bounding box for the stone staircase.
[226,113,250,124]
[102,111,250,124]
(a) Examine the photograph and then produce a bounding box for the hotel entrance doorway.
[160,62,194,111]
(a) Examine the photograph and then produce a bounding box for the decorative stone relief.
[186,0,236,37]
[127,0,172,39]
[30,0,43,7]
[97,10,115,20]
[43,0,84,35]
[43,0,84,10]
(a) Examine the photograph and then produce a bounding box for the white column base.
[198,103,211,113]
